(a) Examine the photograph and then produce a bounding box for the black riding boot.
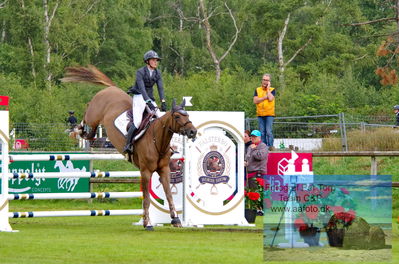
[123,125,137,155]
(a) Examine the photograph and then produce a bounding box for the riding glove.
[161,102,167,112]
[146,100,156,111]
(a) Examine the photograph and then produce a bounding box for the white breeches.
[132,94,160,128]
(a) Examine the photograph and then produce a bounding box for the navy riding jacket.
[128,66,165,102]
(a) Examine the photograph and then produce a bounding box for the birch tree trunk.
[43,0,59,89]
[198,0,240,82]
[277,13,290,91]
[20,0,37,85]
[1,1,7,42]
[277,1,332,90]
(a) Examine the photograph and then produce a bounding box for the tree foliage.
[0,0,397,125]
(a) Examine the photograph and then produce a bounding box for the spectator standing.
[253,73,275,150]
[244,129,252,155]
[244,129,268,215]
[245,130,268,183]
[66,110,77,130]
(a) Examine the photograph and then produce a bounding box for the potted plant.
[293,184,357,246]
[244,177,265,223]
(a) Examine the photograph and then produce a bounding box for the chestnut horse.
[61,65,197,230]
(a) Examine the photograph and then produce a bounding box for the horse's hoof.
[145,225,154,231]
[171,217,182,227]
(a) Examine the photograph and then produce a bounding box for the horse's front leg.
[158,166,181,227]
[140,170,154,231]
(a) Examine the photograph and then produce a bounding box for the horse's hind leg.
[158,166,181,227]
[141,170,154,231]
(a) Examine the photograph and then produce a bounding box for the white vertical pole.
[0,109,13,231]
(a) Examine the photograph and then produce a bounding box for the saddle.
[126,109,157,142]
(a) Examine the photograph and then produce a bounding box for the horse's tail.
[60,65,116,87]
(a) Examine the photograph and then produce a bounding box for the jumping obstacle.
[1,97,249,230]
[1,153,144,230]
[0,98,146,231]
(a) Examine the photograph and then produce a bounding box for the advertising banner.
[0,152,90,194]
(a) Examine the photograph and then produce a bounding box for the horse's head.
[170,99,197,139]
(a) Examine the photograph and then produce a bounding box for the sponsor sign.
[0,152,90,194]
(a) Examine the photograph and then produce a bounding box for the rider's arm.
[155,70,165,102]
[136,69,150,102]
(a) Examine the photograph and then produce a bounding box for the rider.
[123,50,167,155]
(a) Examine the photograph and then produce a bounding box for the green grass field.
[0,214,396,264]
[0,157,397,264]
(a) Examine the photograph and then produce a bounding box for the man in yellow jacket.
[253,74,275,149]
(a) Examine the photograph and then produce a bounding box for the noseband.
[171,108,192,134]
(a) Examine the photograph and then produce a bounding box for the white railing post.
[0,106,12,231]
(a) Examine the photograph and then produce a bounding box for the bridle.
[171,109,192,133]
[152,107,192,157]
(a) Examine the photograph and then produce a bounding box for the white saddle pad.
[114,110,149,141]
[114,110,130,136]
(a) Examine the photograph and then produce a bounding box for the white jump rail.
[8,171,140,179]
[8,153,126,162]
[9,209,144,218]
[8,191,142,200]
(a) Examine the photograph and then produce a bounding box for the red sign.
[0,95,9,110]
[266,152,313,201]
[14,139,29,150]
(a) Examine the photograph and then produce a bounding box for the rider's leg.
[123,94,145,155]
[123,124,137,154]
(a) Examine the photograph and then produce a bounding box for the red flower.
[256,177,265,188]
[247,192,260,201]
[294,218,308,231]
[335,211,356,224]
[264,198,272,209]
[340,187,350,195]
[305,205,319,220]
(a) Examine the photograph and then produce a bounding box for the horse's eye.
[175,115,180,119]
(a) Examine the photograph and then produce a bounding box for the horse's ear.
[181,98,186,108]
[172,98,176,109]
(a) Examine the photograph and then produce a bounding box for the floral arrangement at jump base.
[244,177,269,222]
[244,177,264,210]
[292,183,357,246]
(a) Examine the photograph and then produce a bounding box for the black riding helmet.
[394,105,399,110]
[143,50,162,63]
[68,110,74,114]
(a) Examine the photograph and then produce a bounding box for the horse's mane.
[60,65,116,87]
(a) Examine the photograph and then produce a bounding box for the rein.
[151,112,174,158]
[151,110,192,158]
